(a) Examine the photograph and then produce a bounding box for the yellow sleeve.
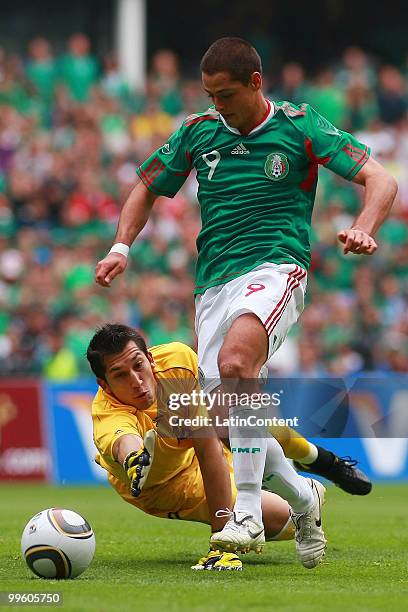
[93,409,143,461]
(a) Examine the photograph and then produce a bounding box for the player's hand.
[337,227,377,255]
[123,448,151,497]
[123,430,156,497]
[191,550,242,571]
[95,253,127,287]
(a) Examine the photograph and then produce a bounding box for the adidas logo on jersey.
[231,143,250,155]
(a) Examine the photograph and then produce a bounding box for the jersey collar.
[220,99,274,136]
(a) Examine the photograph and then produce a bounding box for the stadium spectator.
[60,33,99,102]
[26,38,58,105]
[148,49,183,116]
[100,54,130,103]
[336,46,377,91]
[271,62,310,106]
[377,65,408,124]
[41,328,79,380]
[307,67,348,128]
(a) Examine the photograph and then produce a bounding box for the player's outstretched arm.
[113,432,153,497]
[113,433,143,465]
[193,435,233,534]
[95,181,157,287]
[337,157,397,255]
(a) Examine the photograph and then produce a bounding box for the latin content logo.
[265,152,289,180]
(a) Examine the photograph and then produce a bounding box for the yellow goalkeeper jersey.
[92,342,209,518]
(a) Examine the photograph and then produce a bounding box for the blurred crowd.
[0,34,408,379]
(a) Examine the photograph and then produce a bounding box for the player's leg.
[293,445,372,495]
[261,491,294,541]
[196,264,325,562]
[210,312,269,553]
[211,313,319,556]
[191,487,294,541]
[193,491,295,570]
[192,463,295,570]
[210,263,326,565]
[262,430,315,514]
[261,436,327,568]
[273,425,372,495]
[272,424,318,462]
[218,314,268,522]
[196,284,267,551]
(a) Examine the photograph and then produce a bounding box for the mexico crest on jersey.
[264,152,289,180]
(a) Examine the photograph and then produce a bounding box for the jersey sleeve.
[304,105,370,180]
[136,123,192,198]
[93,409,143,461]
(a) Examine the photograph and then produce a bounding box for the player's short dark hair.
[86,323,148,380]
[200,37,262,85]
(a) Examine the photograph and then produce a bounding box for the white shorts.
[195,262,307,393]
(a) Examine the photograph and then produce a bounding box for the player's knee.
[218,354,250,380]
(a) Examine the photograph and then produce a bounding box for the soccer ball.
[21,508,96,579]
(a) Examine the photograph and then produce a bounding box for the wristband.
[109,243,130,258]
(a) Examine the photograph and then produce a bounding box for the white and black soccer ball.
[21,508,96,579]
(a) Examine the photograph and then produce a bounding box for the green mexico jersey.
[136,100,370,295]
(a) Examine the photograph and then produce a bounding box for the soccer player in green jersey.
[96,38,397,568]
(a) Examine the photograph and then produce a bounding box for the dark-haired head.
[200,37,267,135]
[87,323,148,380]
[200,37,262,86]
[87,323,156,409]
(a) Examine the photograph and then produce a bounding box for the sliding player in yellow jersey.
[87,323,369,570]
[88,323,293,570]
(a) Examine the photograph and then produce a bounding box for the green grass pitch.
[1,483,407,611]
